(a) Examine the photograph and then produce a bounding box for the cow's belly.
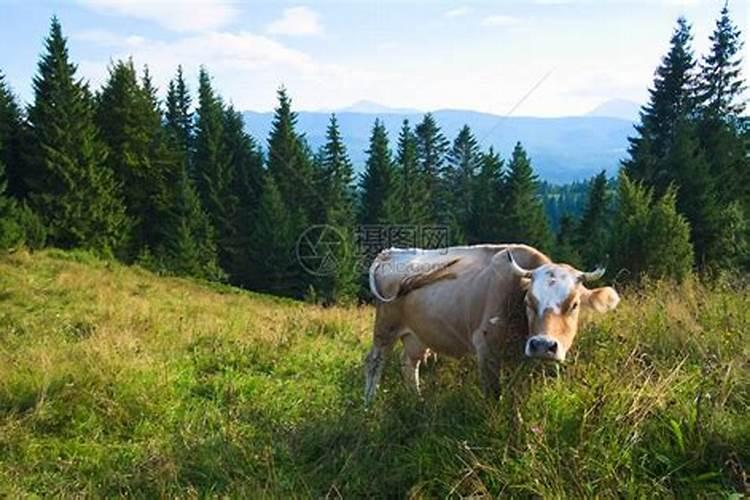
[402,278,486,358]
[404,322,474,357]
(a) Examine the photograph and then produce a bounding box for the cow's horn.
[507,250,532,278]
[579,267,606,282]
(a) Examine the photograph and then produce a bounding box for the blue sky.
[0,0,744,116]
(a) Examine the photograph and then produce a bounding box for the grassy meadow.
[0,249,748,497]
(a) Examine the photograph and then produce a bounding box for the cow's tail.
[369,256,460,304]
[369,259,398,303]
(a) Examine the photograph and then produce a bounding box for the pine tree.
[695,3,749,221]
[165,66,193,163]
[250,175,299,296]
[382,119,432,227]
[26,17,127,253]
[194,67,237,274]
[315,114,359,302]
[624,17,697,191]
[263,87,318,295]
[696,2,746,119]
[472,147,505,243]
[359,119,393,226]
[220,104,265,286]
[554,213,582,268]
[447,125,481,242]
[414,113,449,221]
[266,86,316,225]
[643,187,694,281]
[0,136,23,249]
[664,120,720,267]
[621,15,743,271]
[0,72,26,200]
[576,170,611,268]
[501,142,554,251]
[159,167,223,280]
[609,172,693,282]
[96,59,175,258]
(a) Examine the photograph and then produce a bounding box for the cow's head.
[507,251,620,362]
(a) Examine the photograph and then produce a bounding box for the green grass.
[0,249,748,497]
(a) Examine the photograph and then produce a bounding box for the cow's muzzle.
[525,335,564,361]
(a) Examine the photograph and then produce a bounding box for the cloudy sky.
[0,0,744,116]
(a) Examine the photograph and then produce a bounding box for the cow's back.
[371,244,548,358]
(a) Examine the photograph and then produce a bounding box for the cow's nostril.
[529,338,542,352]
[547,342,558,354]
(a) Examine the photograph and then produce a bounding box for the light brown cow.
[364,244,620,404]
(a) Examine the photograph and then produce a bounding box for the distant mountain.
[586,99,641,122]
[243,108,635,184]
[337,100,421,114]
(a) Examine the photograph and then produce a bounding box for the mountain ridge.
[242,107,636,184]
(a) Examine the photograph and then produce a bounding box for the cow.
[363,244,620,404]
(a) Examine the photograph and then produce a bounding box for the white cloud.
[77,0,238,32]
[73,29,146,47]
[481,15,522,28]
[266,6,323,37]
[73,28,396,112]
[660,0,702,5]
[533,0,571,5]
[445,7,471,18]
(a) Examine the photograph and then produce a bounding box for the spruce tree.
[609,173,693,282]
[159,167,223,280]
[382,119,432,226]
[264,87,317,295]
[0,72,25,199]
[26,17,127,253]
[0,136,23,249]
[219,104,265,286]
[576,170,611,268]
[165,66,193,163]
[664,120,720,267]
[502,142,554,251]
[414,113,449,221]
[555,213,582,268]
[644,187,694,281]
[472,147,504,243]
[624,17,697,191]
[250,175,299,296]
[194,67,238,274]
[316,114,358,302]
[447,125,481,242]
[359,119,393,226]
[695,3,748,222]
[96,59,175,258]
[696,2,746,119]
[621,15,743,271]
[266,86,316,225]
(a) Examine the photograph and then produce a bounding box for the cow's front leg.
[472,327,501,399]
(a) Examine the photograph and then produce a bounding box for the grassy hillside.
[0,249,747,497]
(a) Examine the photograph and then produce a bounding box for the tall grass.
[0,249,747,497]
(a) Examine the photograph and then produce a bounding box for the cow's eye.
[570,302,579,312]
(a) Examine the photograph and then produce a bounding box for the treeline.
[0,7,747,303]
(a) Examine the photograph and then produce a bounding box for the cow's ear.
[520,277,531,291]
[583,287,620,313]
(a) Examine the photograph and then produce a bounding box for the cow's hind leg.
[400,333,428,397]
[364,311,399,406]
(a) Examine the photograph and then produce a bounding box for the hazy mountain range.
[242,99,641,184]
